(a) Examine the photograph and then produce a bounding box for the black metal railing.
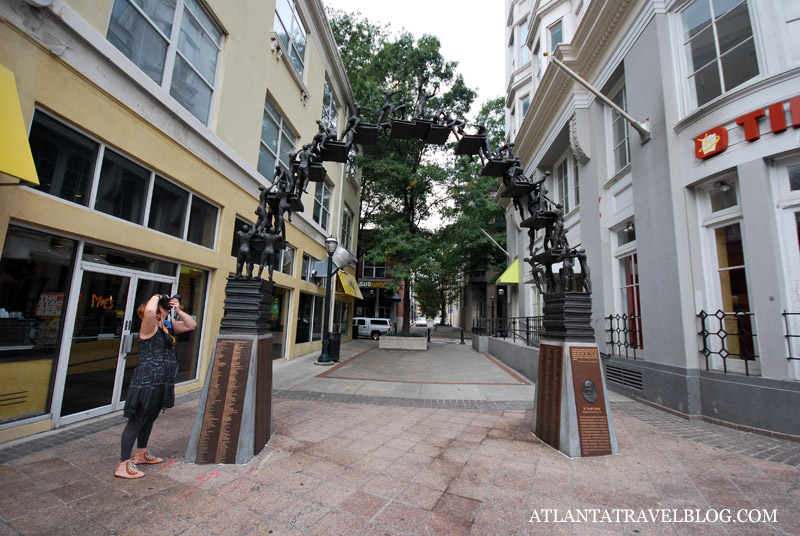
[472,316,544,347]
[697,309,758,375]
[606,314,643,360]
[782,311,800,361]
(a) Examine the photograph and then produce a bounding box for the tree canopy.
[329,10,506,331]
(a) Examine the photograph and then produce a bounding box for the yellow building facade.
[0,0,360,442]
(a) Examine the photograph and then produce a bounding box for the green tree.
[329,10,476,334]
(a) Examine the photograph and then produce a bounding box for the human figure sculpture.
[376,89,402,126]
[255,184,271,232]
[525,254,546,295]
[273,175,293,239]
[235,223,257,279]
[576,247,592,292]
[311,119,336,156]
[415,81,437,119]
[340,102,373,145]
[476,123,492,165]
[295,144,314,194]
[560,252,575,291]
[493,143,516,160]
[257,226,285,281]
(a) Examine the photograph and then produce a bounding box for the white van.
[352,317,392,339]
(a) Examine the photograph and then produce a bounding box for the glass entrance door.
[59,269,173,423]
[61,271,130,417]
[119,279,173,405]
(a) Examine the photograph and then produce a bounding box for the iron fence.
[782,311,800,361]
[472,316,544,347]
[697,309,758,375]
[605,314,643,360]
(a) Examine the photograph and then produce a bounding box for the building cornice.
[514,0,640,164]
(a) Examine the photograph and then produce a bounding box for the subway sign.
[695,96,800,160]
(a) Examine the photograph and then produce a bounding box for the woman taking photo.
[115,294,196,479]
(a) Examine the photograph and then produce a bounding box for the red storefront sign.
[694,96,800,160]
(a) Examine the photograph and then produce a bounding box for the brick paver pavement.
[0,340,798,535]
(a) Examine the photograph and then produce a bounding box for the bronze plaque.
[254,337,273,454]
[535,344,563,449]
[196,339,253,464]
[569,346,612,456]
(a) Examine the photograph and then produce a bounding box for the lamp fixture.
[498,287,505,296]
[325,236,338,255]
[625,221,634,232]
[714,181,731,193]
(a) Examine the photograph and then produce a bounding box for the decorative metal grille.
[606,314,643,360]
[782,311,800,361]
[697,309,758,375]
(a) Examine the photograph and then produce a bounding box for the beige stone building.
[0,0,361,442]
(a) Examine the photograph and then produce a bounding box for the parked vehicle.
[433,317,442,325]
[352,317,392,340]
[415,317,428,326]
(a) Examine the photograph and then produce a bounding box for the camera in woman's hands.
[159,294,181,310]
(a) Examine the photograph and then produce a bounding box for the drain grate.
[605,364,643,391]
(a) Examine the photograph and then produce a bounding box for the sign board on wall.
[694,96,800,160]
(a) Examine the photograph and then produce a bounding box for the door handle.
[122,333,133,354]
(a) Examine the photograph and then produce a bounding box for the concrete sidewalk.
[0,339,798,535]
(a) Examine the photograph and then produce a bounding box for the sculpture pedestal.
[185,278,274,464]
[532,293,618,457]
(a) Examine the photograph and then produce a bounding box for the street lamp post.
[497,287,505,337]
[316,236,338,365]
[490,295,495,337]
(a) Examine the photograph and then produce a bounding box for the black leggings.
[120,411,160,461]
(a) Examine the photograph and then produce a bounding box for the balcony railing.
[697,309,758,376]
[605,314,643,360]
[472,316,544,347]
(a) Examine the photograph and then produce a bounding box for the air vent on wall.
[605,364,643,391]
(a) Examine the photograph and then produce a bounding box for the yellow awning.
[0,65,39,185]
[496,258,520,284]
[337,271,364,299]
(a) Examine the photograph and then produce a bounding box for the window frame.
[341,205,354,252]
[313,180,333,232]
[362,258,386,279]
[258,97,299,180]
[548,19,563,51]
[28,110,219,249]
[106,0,223,125]
[321,79,339,134]
[612,219,644,351]
[678,0,760,109]
[697,176,759,374]
[608,78,631,175]
[273,0,308,78]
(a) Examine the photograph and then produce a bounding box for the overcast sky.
[323,0,506,118]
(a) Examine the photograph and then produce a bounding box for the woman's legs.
[120,410,159,461]
[136,411,160,450]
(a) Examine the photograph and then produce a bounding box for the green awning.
[496,258,519,284]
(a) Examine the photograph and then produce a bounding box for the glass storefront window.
[187,195,217,248]
[295,292,323,344]
[95,150,150,224]
[0,227,77,424]
[148,176,189,238]
[82,244,177,276]
[271,287,290,360]
[175,264,208,382]
[28,113,98,206]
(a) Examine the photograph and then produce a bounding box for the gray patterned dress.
[123,326,177,419]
